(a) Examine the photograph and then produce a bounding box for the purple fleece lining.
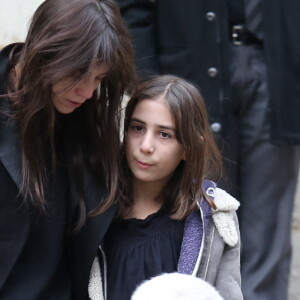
[177,180,215,274]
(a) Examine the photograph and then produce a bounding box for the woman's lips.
[67,99,82,107]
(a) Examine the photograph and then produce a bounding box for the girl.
[0,0,135,299]
[89,75,243,300]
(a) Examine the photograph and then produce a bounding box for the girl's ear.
[182,151,186,161]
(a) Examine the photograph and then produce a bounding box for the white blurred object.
[131,273,224,300]
[0,0,44,47]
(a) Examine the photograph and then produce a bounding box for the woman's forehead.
[88,60,109,73]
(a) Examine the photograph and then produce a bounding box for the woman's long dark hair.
[2,0,136,229]
[119,75,222,220]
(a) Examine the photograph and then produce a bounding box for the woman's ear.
[182,151,186,161]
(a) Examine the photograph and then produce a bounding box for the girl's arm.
[214,212,244,300]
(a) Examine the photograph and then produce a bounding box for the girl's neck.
[124,179,165,220]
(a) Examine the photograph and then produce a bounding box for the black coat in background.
[117,0,300,194]
[118,0,300,146]
[264,0,300,144]
[118,0,231,130]
[117,0,237,191]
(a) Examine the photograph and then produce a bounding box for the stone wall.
[0,0,44,47]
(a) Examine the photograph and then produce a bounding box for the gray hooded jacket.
[88,181,243,300]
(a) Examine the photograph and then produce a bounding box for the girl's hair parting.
[118,75,222,220]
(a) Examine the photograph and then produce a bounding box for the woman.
[0,0,135,299]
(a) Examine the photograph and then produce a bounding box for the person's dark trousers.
[229,44,300,300]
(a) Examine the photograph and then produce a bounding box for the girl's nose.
[140,135,155,154]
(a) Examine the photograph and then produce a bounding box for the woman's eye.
[72,71,82,79]
[159,131,171,138]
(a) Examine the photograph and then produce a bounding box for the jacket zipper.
[203,226,215,280]
[192,204,205,276]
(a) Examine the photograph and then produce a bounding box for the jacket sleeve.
[214,212,244,300]
[116,0,160,77]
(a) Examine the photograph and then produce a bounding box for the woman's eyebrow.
[98,71,108,76]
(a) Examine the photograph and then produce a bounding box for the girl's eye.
[159,131,171,138]
[132,125,143,132]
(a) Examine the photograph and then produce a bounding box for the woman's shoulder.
[1,43,21,81]
[0,43,22,59]
[0,99,13,123]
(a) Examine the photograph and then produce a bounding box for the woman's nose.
[75,78,97,100]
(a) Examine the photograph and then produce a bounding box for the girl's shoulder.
[212,187,240,247]
[213,187,240,212]
[202,180,240,212]
[202,181,240,247]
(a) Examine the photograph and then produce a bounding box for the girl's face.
[126,98,185,187]
[52,63,109,114]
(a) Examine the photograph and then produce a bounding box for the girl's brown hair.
[119,75,222,220]
[2,0,136,229]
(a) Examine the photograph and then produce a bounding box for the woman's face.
[126,98,186,188]
[52,63,109,114]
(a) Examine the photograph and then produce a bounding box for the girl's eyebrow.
[130,117,145,124]
[130,117,176,131]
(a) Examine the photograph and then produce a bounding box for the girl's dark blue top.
[104,208,185,300]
